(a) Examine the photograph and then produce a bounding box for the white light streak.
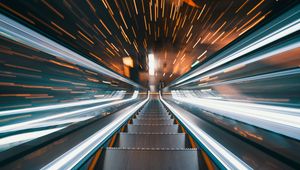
[0,14,141,88]
[171,90,300,140]
[0,127,64,152]
[160,92,252,170]
[42,93,149,170]
[148,53,155,76]
[0,91,139,134]
[191,60,200,67]
[0,91,126,117]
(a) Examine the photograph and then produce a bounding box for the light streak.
[148,53,155,76]
[41,93,149,170]
[173,7,300,86]
[0,91,139,133]
[160,93,252,170]
[0,127,64,151]
[171,90,300,140]
[197,50,207,59]
[0,14,141,88]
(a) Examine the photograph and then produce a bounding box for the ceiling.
[0,0,294,87]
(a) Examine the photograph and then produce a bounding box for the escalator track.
[86,95,216,170]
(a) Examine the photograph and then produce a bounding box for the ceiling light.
[122,57,134,67]
[148,53,155,76]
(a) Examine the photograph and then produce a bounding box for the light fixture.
[122,57,134,67]
[148,53,155,76]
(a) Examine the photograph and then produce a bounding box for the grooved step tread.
[93,99,203,170]
[136,115,171,119]
[135,118,171,120]
[136,114,170,118]
[138,113,169,116]
[98,148,200,170]
[127,124,179,133]
[132,119,174,125]
[107,147,197,150]
[115,133,187,148]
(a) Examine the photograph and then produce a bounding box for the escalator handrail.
[41,93,149,170]
[160,92,252,170]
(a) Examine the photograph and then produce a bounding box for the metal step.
[135,117,171,120]
[138,113,169,116]
[127,124,179,133]
[135,114,171,119]
[91,99,203,170]
[115,133,187,148]
[137,113,170,117]
[132,119,174,125]
[98,148,200,170]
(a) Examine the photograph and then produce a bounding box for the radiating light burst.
[0,0,287,83]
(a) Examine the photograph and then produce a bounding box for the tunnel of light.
[0,0,299,170]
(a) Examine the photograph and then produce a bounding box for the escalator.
[86,95,215,170]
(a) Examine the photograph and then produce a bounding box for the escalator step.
[139,111,168,114]
[137,113,170,116]
[135,117,171,120]
[138,113,169,116]
[132,119,174,125]
[115,133,187,148]
[127,124,179,133]
[98,148,200,170]
[136,115,171,119]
